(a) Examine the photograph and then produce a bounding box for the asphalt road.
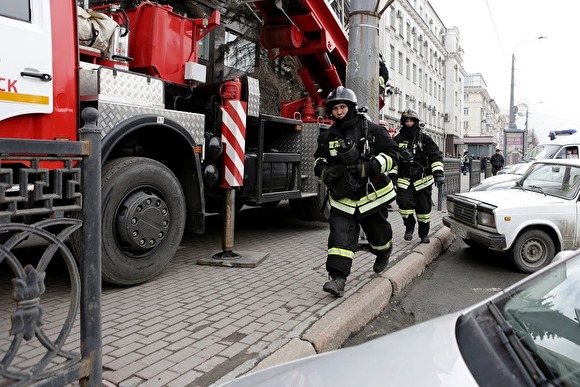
[343,237,529,347]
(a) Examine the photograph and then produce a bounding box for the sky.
[428,0,580,141]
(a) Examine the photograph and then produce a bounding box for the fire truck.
[0,0,352,285]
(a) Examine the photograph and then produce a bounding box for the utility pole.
[346,0,393,122]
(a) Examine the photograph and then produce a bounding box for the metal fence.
[0,108,102,386]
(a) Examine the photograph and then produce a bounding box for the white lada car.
[444,159,580,273]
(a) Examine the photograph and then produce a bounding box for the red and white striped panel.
[220,99,247,187]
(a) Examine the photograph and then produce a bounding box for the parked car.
[473,130,580,192]
[219,249,580,386]
[470,161,532,192]
[445,159,580,273]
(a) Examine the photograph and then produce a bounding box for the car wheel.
[511,229,555,273]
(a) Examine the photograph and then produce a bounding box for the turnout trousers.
[326,207,393,279]
[396,183,433,239]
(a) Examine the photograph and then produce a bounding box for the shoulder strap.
[358,114,371,157]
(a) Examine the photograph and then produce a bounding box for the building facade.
[378,0,466,157]
[462,73,508,157]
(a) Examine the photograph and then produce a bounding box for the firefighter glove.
[435,175,445,188]
[321,166,341,187]
[348,159,381,179]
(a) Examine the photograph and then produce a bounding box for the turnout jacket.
[314,114,399,216]
[392,129,444,191]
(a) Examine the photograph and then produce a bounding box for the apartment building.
[462,73,508,157]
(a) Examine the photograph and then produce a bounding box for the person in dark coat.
[391,109,444,244]
[314,86,399,297]
[490,148,505,175]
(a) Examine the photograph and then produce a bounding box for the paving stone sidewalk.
[0,184,462,387]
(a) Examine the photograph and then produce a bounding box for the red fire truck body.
[0,0,349,285]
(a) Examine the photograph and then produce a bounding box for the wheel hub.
[522,239,544,264]
[115,190,170,254]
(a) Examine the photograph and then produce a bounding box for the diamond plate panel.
[300,123,327,192]
[97,101,205,145]
[97,67,165,109]
[79,66,98,97]
[246,77,260,118]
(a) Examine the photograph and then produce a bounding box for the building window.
[405,58,410,79]
[398,51,403,74]
[389,91,396,110]
[418,68,423,88]
[464,108,469,115]
[398,14,404,36]
[406,22,411,43]
[398,93,403,112]
[413,64,417,84]
[390,45,395,70]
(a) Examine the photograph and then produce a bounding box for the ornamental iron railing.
[0,108,101,386]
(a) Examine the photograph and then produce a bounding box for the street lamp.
[508,36,546,129]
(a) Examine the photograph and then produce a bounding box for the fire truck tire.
[98,157,185,285]
[289,195,329,222]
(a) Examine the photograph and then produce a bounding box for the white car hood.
[470,173,520,191]
[220,313,478,387]
[457,188,565,207]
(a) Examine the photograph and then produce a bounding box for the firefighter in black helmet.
[313,86,399,297]
[391,109,444,243]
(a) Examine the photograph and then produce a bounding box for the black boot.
[373,248,392,273]
[419,222,430,244]
[403,216,415,241]
[323,276,346,297]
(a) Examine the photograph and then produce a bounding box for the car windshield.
[516,163,580,199]
[494,254,580,385]
[524,144,564,161]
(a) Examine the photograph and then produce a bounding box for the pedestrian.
[480,154,488,173]
[490,148,504,175]
[314,86,399,297]
[391,109,444,244]
[461,150,469,175]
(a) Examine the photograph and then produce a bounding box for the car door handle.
[21,71,52,81]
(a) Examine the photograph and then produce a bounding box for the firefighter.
[391,109,444,243]
[314,86,399,297]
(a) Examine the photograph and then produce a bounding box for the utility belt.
[405,166,425,176]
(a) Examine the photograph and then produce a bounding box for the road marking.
[471,287,502,292]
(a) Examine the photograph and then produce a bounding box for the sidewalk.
[101,185,457,386]
[0,187,460,387]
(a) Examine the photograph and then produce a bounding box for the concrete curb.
[249,227,456,372]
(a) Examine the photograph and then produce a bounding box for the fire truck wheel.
[289,195,329,222]
[99,157,186,285]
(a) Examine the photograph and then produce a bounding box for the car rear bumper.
[443,216,507,249]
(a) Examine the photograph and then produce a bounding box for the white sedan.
[446,159,580,273]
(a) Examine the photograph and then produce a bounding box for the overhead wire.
[484,0,509,67]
